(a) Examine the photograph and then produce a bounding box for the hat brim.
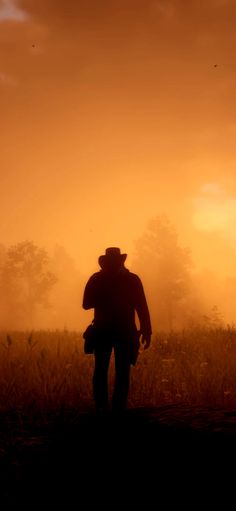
[98,253,127,267]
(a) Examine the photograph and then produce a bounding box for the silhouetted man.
[83,247,152,414]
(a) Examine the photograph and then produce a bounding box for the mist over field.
[0,214,235,332]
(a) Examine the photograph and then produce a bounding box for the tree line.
[0,216,226,331]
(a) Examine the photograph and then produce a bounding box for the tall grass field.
[0,326,236,413]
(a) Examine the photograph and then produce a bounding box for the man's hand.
[140,333,151,350]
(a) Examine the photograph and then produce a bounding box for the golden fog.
[1,0,236,330]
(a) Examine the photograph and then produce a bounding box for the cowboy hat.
[98,247,127,268]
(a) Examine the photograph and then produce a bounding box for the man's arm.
[82,275,98,310]
[134,276,152,349]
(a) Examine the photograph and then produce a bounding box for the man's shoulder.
[90,271,101,278]
[87,270,142,284]
[125,271,142,284]
[86,271,102,283]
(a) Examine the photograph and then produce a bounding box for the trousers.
[93,335,131,413]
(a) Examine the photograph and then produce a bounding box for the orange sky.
[1,0,236,276]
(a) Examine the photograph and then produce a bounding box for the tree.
[49,244,84,329]
[0,244,6,266]
[0,241,57,328]
[133,215,193,330]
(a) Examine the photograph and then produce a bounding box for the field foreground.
[1,327,236,504]
[1,403,236,505]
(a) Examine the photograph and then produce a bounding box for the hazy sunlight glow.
[0,0,28,22]
[193,184,236,237]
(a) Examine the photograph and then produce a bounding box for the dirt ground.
[0,403,235,505]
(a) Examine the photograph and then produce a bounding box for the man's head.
[98,247,127,271]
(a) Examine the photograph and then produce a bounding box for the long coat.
[83,268,152,337]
